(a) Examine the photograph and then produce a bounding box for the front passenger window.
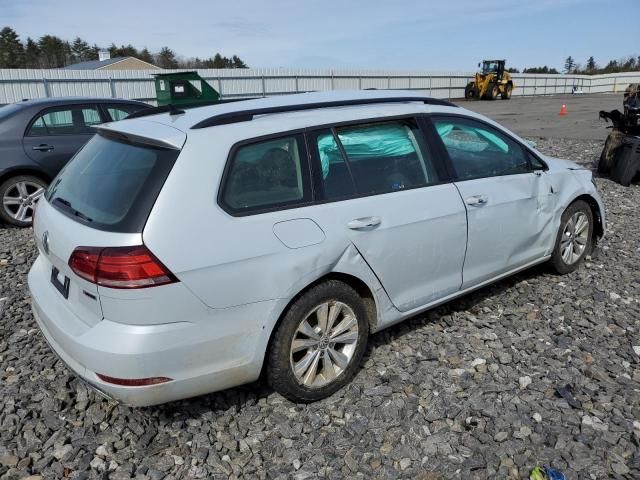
[433,117,529,181]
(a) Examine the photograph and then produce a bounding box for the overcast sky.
[2,0,638,71]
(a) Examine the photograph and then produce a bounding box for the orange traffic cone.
[559,104,568,115]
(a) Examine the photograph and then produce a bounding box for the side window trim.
[306,127,358,202]
[77,104,102,134]
[417,115,456,182]
[330,126,358,191]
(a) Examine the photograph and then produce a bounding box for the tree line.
[0,26,248,69]
[507,55,640,75]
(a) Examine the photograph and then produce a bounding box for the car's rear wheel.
[550,200,593,274]
[0,175,47,227]
[267,280,369,402]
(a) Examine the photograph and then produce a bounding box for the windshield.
[482,62,500,74]
[46,133,179,233]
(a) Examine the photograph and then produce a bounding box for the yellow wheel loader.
[465,60,514,100]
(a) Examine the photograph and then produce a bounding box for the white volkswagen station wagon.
[28,91,605,406]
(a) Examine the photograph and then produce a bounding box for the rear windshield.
[45,133,179,233]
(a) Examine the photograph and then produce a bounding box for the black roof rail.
[125,98,260,120]
[190,96,458,129]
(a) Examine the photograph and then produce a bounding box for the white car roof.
[96,90,498,149]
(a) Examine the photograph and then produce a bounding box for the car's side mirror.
[478,62,481,68]
[525,140,537,148]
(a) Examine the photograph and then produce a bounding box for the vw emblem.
[42,231,50,255]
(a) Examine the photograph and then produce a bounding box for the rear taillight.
[69,245,176,289]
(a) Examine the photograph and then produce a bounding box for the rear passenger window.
[107,104,141,121]
[312,120,438,199]
[27,106,101,136]
[222,135,310,213]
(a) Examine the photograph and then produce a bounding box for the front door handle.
[465,195,488,206]
[32,144,54,152]
[348,216,381,230]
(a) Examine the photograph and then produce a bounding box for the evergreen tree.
[114,44,138,57]
[586,56,596,72]
[156,47,178,69]
[88,44,100,60]
[24,37,40,68]
[603,60,619,73]
[71,37,92,62]
[212,53,227,68]
[38,35,68,68]
[564,56,575,73]
[2,26,249,69]
[138,47,154,64]
[523,66,558,74]
[231,55,248,68]
[108,43,119,58]
[0,27,25,68]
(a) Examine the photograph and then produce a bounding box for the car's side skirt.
[374,255,551,332]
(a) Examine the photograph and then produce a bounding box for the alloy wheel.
[560,211,589,265]
[289,301,359,388]
[2,180,45,223]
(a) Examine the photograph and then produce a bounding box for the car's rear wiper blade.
[53,197,93,222]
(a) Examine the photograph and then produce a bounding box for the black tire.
[501,84,513,100]
[486,84,498,100]
[610,145,640,186]
[0,174,47,227]
[550,200,593,274]
[465,83,478,100]
[598,130,624,174]
[267,280,369,402]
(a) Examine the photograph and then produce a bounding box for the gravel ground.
[1,137,639,480]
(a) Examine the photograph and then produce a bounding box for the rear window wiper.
[52,197,93,223]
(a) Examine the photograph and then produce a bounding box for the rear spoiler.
[94,120,186,150]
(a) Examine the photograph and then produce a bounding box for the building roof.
[64,56,158,70]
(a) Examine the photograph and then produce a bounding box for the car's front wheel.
[550,200,593,274]
[0,175,47,227]
[267,280,369,402]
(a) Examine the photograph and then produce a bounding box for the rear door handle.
[32,144,54,152]
[348,216,381,230]
[465,195,488,206]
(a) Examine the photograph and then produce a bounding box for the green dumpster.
[153,71,220,106]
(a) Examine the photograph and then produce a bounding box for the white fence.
[1,68,639,105]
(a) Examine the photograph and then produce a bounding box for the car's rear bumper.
[28,255,279,406]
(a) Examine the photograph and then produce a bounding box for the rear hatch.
[33,124,184,324]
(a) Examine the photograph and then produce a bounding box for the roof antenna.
[168,104,185,115]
